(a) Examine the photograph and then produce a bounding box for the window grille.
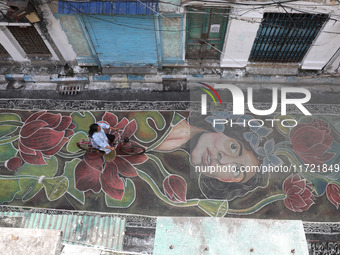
[0,44,10,57]
[8,26,51,57]
[249,13,328,63]
[186,8,229,60]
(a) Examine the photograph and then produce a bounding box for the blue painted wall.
[82,15,158,66]
[59,0,158,15]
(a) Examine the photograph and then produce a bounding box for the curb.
[1,73,340,92]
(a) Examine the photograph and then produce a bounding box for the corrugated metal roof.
[58,0,158,15]
[0,211,126,252]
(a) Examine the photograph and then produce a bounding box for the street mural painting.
[0,110,339,221]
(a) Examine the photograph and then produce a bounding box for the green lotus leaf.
[198,199,229,217]
[42,176,69,201]
[0,113,21,138]
[63,158,85,204]
[66,131,88,153]
[16,156,58,177]
[0,143,17,163]
[16,179,43,202]
[129,111,165,142]
[0,179,20,204]
[171,112,186,126]
[105,178,135,208]
[71,112,96,133]
[15,156,58,201]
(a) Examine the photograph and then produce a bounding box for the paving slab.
[61,244,101,255]
[154,217,309,255]
[0,227,63,255]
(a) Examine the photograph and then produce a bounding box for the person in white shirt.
[88,123,118,154]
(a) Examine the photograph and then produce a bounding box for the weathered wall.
[161,15,185,65]
[57,15,96,66]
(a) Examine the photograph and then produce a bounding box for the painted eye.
[230,142,238,154]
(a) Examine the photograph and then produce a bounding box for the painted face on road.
[191,132,259,183]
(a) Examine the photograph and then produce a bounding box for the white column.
[302,18,340,70]
[40,1,77,62]
[33,24,59,61]
[0,26,28,62]
[220,10,263,68]
[324,48,340,73]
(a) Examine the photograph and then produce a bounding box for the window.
[249,13,328,62]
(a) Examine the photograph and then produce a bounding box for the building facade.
[0,0,339,76]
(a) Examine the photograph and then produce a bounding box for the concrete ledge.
[0,217,24,228]
[0,75,6,82]
[0,228,63,255]
[331,84,340,92]
[102,66,158,75]
[114,82,130,89]
[110,75,128,82]
[92,75,110,82]
[145,75,162,83]
[1,72,340,91]
[50,77,89,83]
[154,217,309,255]
[87,82,115,90]
[130,82,141,90]
[141,82,163,91]
[5,74,25,81]
[24,82,57,90]
[61,245,101,255]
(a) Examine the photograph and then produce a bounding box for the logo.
[199,84,312,128]
[201,84,311,116]
[199,82,222,115]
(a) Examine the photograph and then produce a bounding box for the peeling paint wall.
[58,15,96,66]
[161,15,184,65]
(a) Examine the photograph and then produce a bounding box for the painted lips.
[202,150,212,166]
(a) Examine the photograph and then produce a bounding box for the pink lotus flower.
[75,112,147,200]
[16,111,75,165]
[290,119,335,166]
[163,174,187,203]
[326,183,340,209]
[283,174,315,212]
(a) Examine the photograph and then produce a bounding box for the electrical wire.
[48,0,340,22]
[281,3,340,19]
[51,0,301,6]
[53,1,340,36]
[3,0,339,64]
[57,0,243,64]
[137,0,247,66]
[179,0,300,6]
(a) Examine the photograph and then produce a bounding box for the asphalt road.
[0,86,339,105]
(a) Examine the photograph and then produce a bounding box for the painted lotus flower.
[326,183,340,209]
[283,174,315,212]
[8,111,75,167]
[290,119,335,166]
[75,112,148,200]
[5,156,23,171]
[163,174,187,203]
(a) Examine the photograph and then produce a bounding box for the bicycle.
[76,129,145,156]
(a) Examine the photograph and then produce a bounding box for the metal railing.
[249,12,328,63]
